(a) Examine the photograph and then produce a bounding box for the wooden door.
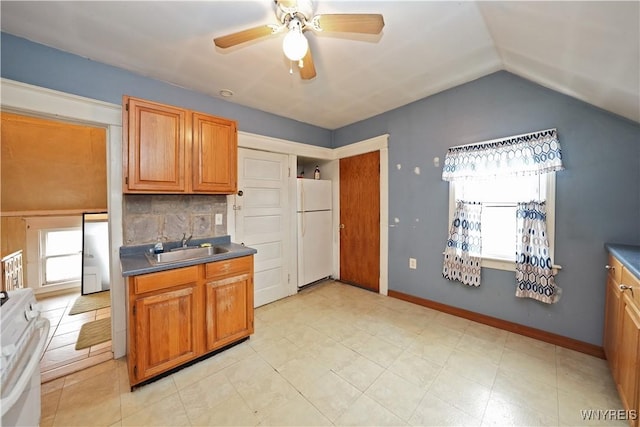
[134,286,199,381]
[192,113,237,193]
[604,274,622,377]
[617,293,640,425]
[235,148,292,306]
[124,97,186,193]
[204,273,253,351]
[340,151,380,292]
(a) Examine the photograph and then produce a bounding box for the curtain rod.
[448,128,557,150]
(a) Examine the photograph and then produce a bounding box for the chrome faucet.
[181,233,193,248]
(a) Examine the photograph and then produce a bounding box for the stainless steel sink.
[145,245,229,264]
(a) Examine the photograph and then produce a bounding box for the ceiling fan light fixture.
[215,2,384,80]
[282,20,308,61]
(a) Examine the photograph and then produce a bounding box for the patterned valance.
[442,129,563,181]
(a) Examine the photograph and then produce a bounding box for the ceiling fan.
[213,0,384,80]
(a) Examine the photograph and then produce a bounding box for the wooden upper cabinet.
[123,96,237,194]
[124,97,187,192]
[192,113,237,193]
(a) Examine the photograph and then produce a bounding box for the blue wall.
[1,33,331,147]
[333,71,640,346]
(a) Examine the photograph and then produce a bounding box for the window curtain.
[442,129,563,181]
[441,128,563,299]
[442,201,482,287]
[515,202,561,304]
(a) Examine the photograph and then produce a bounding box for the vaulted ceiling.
[1,1,638,129]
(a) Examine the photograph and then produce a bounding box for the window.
[442,128,563,299]
[448,172,556,271]
[40,227,82,286]
[26,216,83,293]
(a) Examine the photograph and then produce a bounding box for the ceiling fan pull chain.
[289,61,293,74]
[298,59,304,69]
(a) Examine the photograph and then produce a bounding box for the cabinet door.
[604,274,622,377]
[192,113,237,193]
[617,292,640,425]
[124,97,187,192]
[204,272,254,351]
[134,285,199,381]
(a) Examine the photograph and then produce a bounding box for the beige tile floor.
[37,290,114,383]
[41,281,628,426]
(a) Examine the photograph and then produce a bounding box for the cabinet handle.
[620,284,634,294]
[605,265,615,271]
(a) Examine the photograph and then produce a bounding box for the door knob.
[237,190,243,196]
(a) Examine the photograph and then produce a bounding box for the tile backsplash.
[123,194,227,245]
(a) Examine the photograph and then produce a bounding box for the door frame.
[1,78,126,357]
[232,131,389,296]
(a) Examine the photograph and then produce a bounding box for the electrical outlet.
[215,213,223,225]
[409,257,417,269]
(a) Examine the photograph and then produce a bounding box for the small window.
[449,173,556,270]
[41,228,82,286]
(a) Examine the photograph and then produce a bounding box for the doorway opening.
[1,110,112,381]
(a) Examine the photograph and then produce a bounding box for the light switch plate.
[215,213,223,225]
[409,258,417,269]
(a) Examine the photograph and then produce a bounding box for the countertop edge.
[605,243,640,279]
[120,236,257,277]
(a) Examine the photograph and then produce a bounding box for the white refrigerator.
[297,178,333,288]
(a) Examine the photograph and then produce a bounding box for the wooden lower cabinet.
[134,286,199,380]
[205,266,254,351]
[127,256,253,387]
[604,253,640,427]
[617,294,640,427]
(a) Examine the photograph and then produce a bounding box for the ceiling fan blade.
[299,48,316,80]
[214,25,275,49]
[312,14,384,34]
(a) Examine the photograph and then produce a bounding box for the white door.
[235,148,293,307]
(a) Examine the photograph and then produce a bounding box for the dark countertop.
[605,243,640,279]
[120,235,257,277]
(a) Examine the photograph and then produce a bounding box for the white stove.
[1,288,50,426]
